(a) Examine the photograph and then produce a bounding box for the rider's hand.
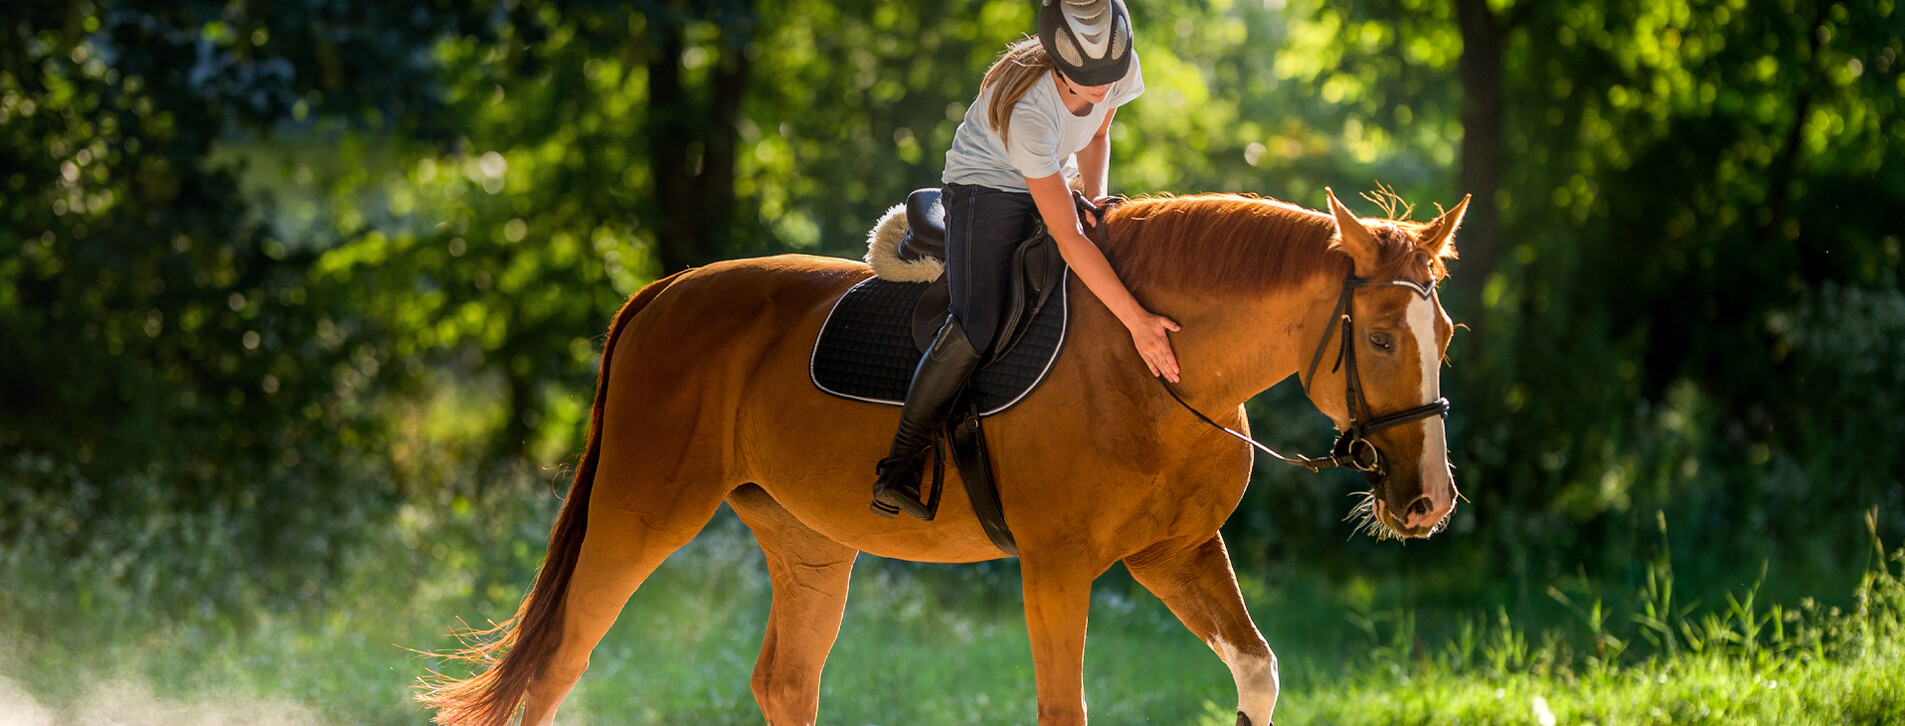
[1074,190,1106,230]
[1127,312,1182,383]
[1083,195,1120,230]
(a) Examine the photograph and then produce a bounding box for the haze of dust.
[0,676,325,726]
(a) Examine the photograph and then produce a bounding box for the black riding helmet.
[1038,0,1134,87]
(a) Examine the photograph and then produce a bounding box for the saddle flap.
[908,229,1066,367]
[989,228,1067,361]
[911,275,950,352]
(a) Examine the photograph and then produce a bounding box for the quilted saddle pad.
[809,274,1070,417]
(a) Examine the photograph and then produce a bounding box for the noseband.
[1160,274,1451,476]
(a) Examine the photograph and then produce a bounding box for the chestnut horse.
[420,188,1468,725]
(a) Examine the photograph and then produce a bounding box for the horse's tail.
[416,272,684,725]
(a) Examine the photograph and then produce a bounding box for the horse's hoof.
[869,499,901,518]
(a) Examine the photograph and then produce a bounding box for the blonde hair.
[982,37,1055,149]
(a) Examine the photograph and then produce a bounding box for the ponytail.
[982,37,1054,150]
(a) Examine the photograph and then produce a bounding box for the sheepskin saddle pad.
[810,188,1070,416]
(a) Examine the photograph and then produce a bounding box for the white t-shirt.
[942,51,1144,192]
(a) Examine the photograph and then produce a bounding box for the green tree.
[0,0,491,614]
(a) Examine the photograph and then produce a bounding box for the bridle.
[1078,191,1451,477]
[1159,273,1452,476]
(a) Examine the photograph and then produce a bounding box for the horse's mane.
[1101,193,1444,297]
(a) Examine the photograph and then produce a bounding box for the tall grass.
[1275,511,1905,726]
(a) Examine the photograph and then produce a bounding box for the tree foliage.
[3,0,1902,620]
[0,0,491,611]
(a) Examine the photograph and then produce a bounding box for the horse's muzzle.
[1371,477,1455,538]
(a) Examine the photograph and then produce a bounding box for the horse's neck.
[1101,197,1349,411]
[1158,275,1338,411]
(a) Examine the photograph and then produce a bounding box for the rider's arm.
[1073,109,1114,202]
[1023,171,1181,383]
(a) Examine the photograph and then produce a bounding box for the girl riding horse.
[871,0,1184,519]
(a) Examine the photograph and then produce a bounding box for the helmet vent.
[1061,0,1113,58]
[1055,32,1084,67]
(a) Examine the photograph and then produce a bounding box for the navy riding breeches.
[942,182,1040,354]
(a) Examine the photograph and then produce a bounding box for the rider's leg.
[870,183,1037,519]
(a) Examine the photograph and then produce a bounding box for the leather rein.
[1082,193,1450,475]
[1157,274,1449,474]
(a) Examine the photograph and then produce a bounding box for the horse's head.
[1307,188,1469,540]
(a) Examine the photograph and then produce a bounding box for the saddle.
[811,188,1089,555]
[867,188,1068,363]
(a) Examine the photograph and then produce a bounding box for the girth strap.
[948,403,1017,555]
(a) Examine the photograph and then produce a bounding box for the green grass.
[1283,650,1905,725]
[1269,524,1905,726]
[5,506,1904,725]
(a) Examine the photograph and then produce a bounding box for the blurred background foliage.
[2,0,1902,713]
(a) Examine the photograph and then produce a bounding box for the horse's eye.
[1369,332,1394,351]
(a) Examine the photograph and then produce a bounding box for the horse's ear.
[1418,194,1470,260]
[1326,187,1379,271]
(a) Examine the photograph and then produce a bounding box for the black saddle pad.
[810,275,1070,416]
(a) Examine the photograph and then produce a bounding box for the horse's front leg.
[1020,554,1096,725]
[1124,533,1278,726]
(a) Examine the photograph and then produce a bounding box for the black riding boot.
[869,317,984,519]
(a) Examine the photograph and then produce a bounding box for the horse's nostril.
[1405,495,1434,520]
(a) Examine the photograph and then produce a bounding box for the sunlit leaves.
[0,0,501,618]
[7,0,1904,623]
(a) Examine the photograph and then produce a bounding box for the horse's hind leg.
[728,484,857,726]
[518,461,733,726]
[1124,533,1278,726]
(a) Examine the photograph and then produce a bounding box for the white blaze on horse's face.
[1403,287,1456,534]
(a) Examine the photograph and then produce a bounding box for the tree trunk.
[700,16,751,261]
[1453,0,1506,322]
[646,0,756,274]
[648,18,700,273]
